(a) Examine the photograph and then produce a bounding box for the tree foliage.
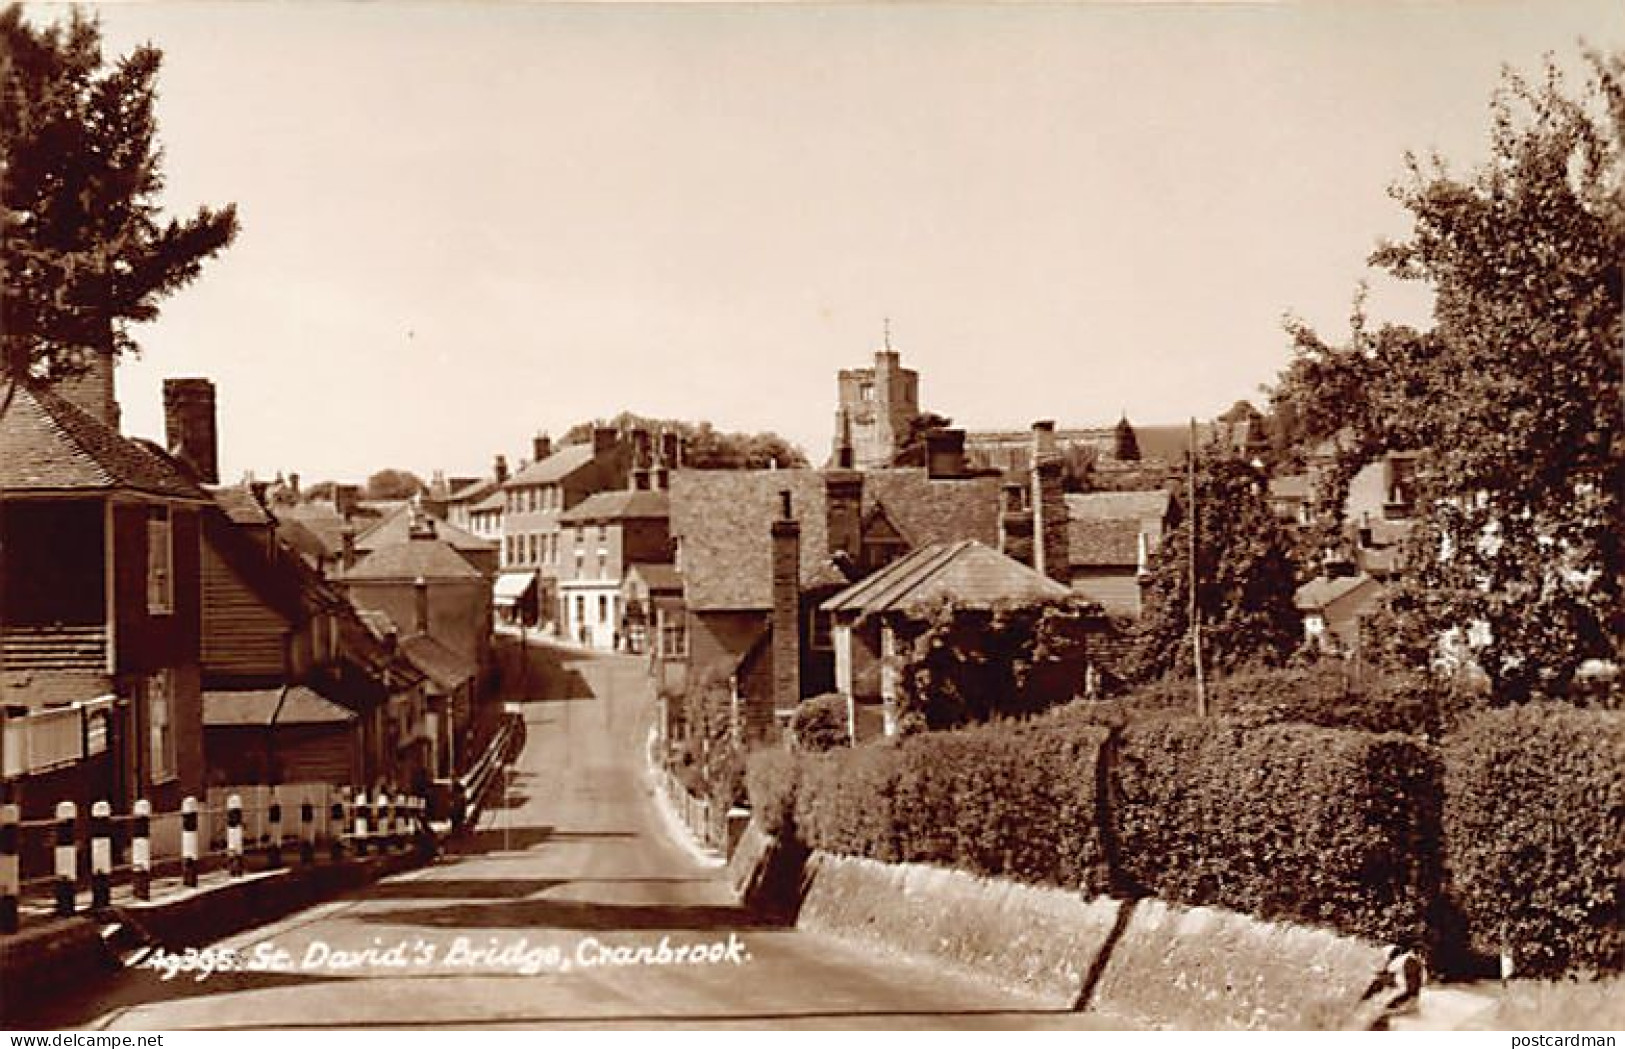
[894,594,1107,733]
[561,411,808,470]
[0,5,238,378]
[364,468,425,501]
[1127,451,1301,682]
[1271,51,1624,701]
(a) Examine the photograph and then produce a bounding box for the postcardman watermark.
[138,933,752,981]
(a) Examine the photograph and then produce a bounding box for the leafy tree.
[561,412,808,470]
[1271,51,1624,702]
[0,5,238,379]
[1126,450,1302,683]
[364,468,425,501]
[895,594,1107,733]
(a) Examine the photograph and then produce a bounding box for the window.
[661,618,688,659]
[598,595,608,623]
[575,595,585,622]
[146,506,173,614]
[598,523,608,542]
[597,550,608,579]
[147,669,177,783]
[811,609,833,651]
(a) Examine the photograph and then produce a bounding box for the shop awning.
[493,571,538,606]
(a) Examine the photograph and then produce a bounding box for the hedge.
[749,711,1439,949]
[754,720,1112,893]
[1110,718,1441,947]
[1443,703,1625,975]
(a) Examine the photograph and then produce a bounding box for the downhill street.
[27,639,1111,1030]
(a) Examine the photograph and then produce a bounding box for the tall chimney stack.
[494,454,509,485]
[760,490,801,744]
[163,377,219,484]
[1030,420,1069,585]
[52,345,120,431]
[630,429,652,491]
[533,432,552,463]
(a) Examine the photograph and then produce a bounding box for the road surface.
[28,640,1114,1030]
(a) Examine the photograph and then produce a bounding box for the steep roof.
[626,562,682,593]
[212,485,275,526]
[447,476,499,505]
[356,505,496,553]
[670,469,830,611]
[1065,491,1170,568]
[203,686,356,727]
[470,487,506,513]
[670,467,1001,611]
[400,633,477,692]
[505,443,596,487]
[821,540,1070,617]
[343,537,484,581]
[0,381,209,500]
[277,502,350,556]
[559,488,670,524]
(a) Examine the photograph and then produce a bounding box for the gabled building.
[1063,489,1172,618]
[557,487,672,650]
[820,539,1073,739]
[0,379,210,814]
[499,429,631,628]
[356,501,498,578]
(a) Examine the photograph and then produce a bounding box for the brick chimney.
[334,484,360,522]
[1030,421,1069,585]
[533,432,552,463]
[630,428,652,491]
[288,472,301,498]
[831,406,855,470]
[924,427,967,480]
[162,377,219,484]
[592,426,618,459]
[654,430,679,490]
[824,468,862,562]
[494,454,509,485]
[52,346,119,431]
[759,490,800,744]
[999,482,1034,567]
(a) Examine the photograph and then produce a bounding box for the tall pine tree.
[1,4,237,380]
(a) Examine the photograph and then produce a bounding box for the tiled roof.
[343,537,484,581]
[559,488,669,524]
[505,443,596,487]
[626,562,682,592]
[278,503,350,556]
[212,485,275,526]
[1295,573,1382,612]
[821,540,1070,617]
[447,477,498,505]
[203,686,356,727]
[400,633,477,692]
[470,488,506,513]
[670,467,1001,612]
[276,516,333,564]
[355,608,400,641]
[1066,490,1170,522]
[356,505,496,553]
[1065,491,1169,568]
[0,381,209,500]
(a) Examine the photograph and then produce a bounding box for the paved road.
[32,641,1113,1030]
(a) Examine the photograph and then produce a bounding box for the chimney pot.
[924,428,967,479]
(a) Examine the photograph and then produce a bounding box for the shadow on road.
[354,896,781,933]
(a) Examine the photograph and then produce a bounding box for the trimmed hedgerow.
[1442,703,1625,976]
[1110,717,1442,947]
[784,721,1113,892]
[743,746,800,839]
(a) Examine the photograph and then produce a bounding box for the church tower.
[831,322,920,470]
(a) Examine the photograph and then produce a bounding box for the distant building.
[1064,489,1173,618]
[557,487,672,651]
[831,336,920,470]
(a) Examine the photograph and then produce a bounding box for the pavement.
[20,639,1119,1030]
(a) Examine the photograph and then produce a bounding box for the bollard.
[226,794,244,877]
[268,791,283,869]
[1,803,19,933]
[131,800,152,901]
[54,801,76,917]
[300,799,315,866]
[354,791,370,857]
[90,800,112,909]
[329,790,346,863]
[181,796,199,887]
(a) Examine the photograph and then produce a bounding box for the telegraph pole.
[1188,418,1208,717]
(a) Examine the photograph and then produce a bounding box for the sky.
[31,0,1625,484]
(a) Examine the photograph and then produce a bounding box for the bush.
[1443,703,1625,975]
[1110,717,1441,947]
[744,747,800,839]
[784,719,1112,892]
[791,693,851,752]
